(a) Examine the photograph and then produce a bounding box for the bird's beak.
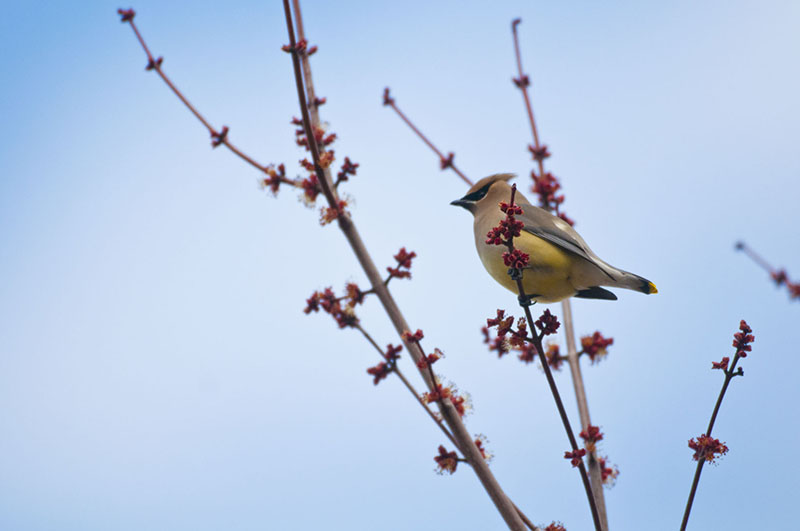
[450,198,471,209]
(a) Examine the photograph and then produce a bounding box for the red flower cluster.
[503,248,531,269]
[417,348,443,369]
[485,202,525,246]
[474,435,491,461]
[366,344,402,385]
[535,309,560,336]
[300,173,320,203]
[434,445,459,474]
[481,326,510,358]
[336,157,359,184]
[387,247,417,280]
[543,343,562,370]
[210,125,228,147]
[440,152,455,170]
[260,163,287,194]
[543,523,566,531]
[117,8,135,22]
[597,456,620,486]
[320,199,349,225]
[303,287,359,328]
[732,320,754,358]
[688,434,729,463]
[402,329,424,343]
[528,144,551,162]
[711,356,730,370]
[579,424,604,449]
[422,384,468,417]
[580,331,614,363]
[564,448,587,467]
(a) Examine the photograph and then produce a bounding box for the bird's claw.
[517,294,536,307]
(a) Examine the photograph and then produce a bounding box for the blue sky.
[1,1,799,530]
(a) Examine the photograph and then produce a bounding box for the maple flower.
[579,425,604,450]
[366,361,392,385]
[597,456,620,486]
[535,309,560,336]
[417,348,443,369]
[543,523,566,531]
[344,282,366,307]
[386,247,417,279]
[580,331,614,363]
[434,445,459,474]
[564,448,587,467]
[732,320,754,358]
[688,434,729,463]
[402,329,424,343]
[474,435,492,461]
[544,343,562,370]
[711,356,730,370]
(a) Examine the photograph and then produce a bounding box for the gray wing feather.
[519,205,616,281]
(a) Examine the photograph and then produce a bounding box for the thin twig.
[355,324,459,449]
[510,19,608,528]
[680,335,750,530]
[119,12,298,188]
[382,89,472,185]
[503,186,602,531]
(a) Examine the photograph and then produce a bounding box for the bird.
[450,173,657,303]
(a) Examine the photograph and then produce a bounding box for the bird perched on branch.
[451,173,657,303]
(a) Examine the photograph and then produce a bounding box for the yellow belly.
[478,231,576,303]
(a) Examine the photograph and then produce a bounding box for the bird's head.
[450,173,517,214]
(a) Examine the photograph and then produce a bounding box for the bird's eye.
[462,183,492,202]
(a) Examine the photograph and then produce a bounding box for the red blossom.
[509,317,529,348]
[688,434,729,463]
[402,329,424,343]
[313,96,327,107]
[512,74,530,88]
[564,448,587,467]
[320,199,349,225]
[579,425,604,450]
[300,174,320,203]
[440,152,454,169]
[306,45,318,56]
[382,87,395,106]
[597,456,620,486]
[580,331,614,363]
[535,309,560,336]
[304,287,358,329]
[450,392,468,417]
[417,348,443,369]
[528,144,551,162]
[318,150,335,169]
[434,445,459,474]
[544,342,562,370]
[544,523,567,531]
[290,116,303,126]
[366,361,392,385]
[336,157,359,183]
[788,282,800,299]
[344,282,366,307]
[210,125,228,147]
[732,320,754,358]
[518,343,537,364]
[771,269,788,285]
[474,435,492,461]
[322,133,337,146]
[145,56,164,71]
[384,343,402,362]
[711,357,730,370]
[260,163,286,194]
[386,247,416,280]
[117,8,135,22]
[502,248,530,268]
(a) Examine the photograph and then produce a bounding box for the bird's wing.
[519,205,616,280]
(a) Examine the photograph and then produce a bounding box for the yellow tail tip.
[648,282,658,294]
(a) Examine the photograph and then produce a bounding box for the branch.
[680,321,754,530]
[495,185,602,531]
[116,9,299,189]
[510,18,607,527]
[382,88,472,185]
[735,241,800,300]
[280,2,526,529]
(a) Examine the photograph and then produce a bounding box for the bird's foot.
[517,294,537,307]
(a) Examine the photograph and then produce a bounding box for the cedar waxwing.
[451,173,657,303]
